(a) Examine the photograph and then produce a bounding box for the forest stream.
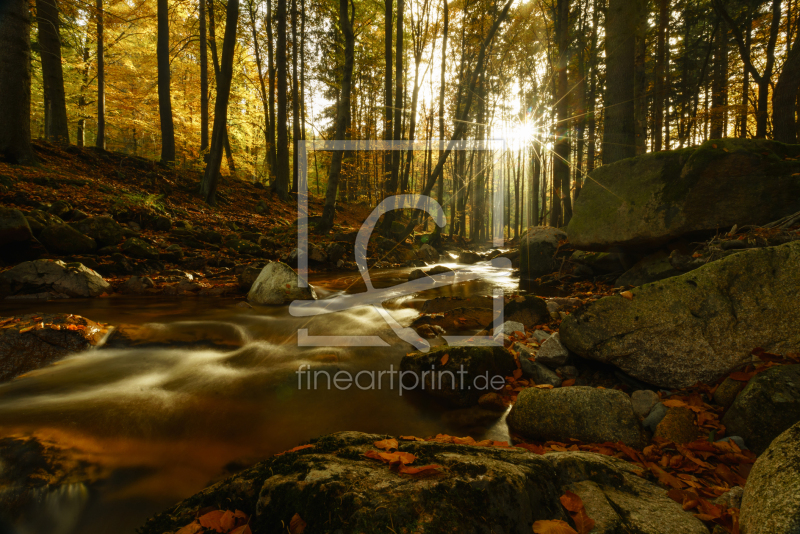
[0,259,541,534]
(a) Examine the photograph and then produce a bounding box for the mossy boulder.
[247,261,316,305]
[121,237,159,259]
[560,241,800,388]
[38,223,97,255]
[722,365,800,454]
[138,431,708,534]
[507,386,648,448]
[70,216,124,247]
[399,345,516,407]
[519,226,566,279]
[615,250,683,287]
[568,139,800,251]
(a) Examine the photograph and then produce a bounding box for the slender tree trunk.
[200,0,209,151]
[384,0,393,196]
[438,0,448,224]
[291,0,300,193]
[208,0,236,173]
[710,20,728,139]
[247,0,271,177]
[318,0,355,232]
[200,0,240,203]
[634,21,647,154]
[271,0,290,199]
[391,0,404,192]
[157,0,176,163]
[773,28,800,143]
[553,0,570,225]
[739,13,751,138]
[36,0,70,143]
[96,0,106,150]
[653,0,668,151]
[77,44,89,147]
[266,0,277,173]
[602,0,645,163]
[0,0,35,163]
[586,0,598,171]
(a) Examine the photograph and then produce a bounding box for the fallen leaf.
[562,379,576,387]
[399,463,441,476]
[219,510,236,532]
[620,291,633,300]
[199,510,225,533]
[399,435,425,441]
[275,444,314,456]
[175,521,204,534]
[532,519,578,534]
[440,353,449,365]
[229,526,252,534]
[374,438,399,451]
[534,384,554,389]
[289,513,307,534]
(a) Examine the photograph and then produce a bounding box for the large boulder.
[417,243,440,263]
[38,223,97,255]
[568,139,800,251]
[519,226,566,279]
[247,261,316,305]
[70,216,124,247]
[139,431,708,534]
[507,386,648,448]
[0,259,111,298]
[121,237,159,259]
[559,241,800,388]
[739,421,800,534]
[0,208,44,262]
[721,365,800,454]
[0,313,111,381]
[399,345,516,407]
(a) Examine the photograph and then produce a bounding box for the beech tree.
[0,0,36,163]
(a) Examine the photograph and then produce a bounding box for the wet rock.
[417,243,440,263]
[740,421,800,534]
[247,261,316,305]
[121,237,159,260]
[567,139,800,251]
[504,295,549,325]
[518,356,561,387]
[616,250,684,288]
[47,199,72,219]
[530,330,552,344]
[495,320,525,336]
[238,264,263,291]
[416,324,445,338]
[399,345,516,407]
[519,226,566,279]
[537,332,570,368]
[721,364,800,454]
[307,243,327,263]
[39,223,96,255]
[0,312,111,381]
[325,242,347,264]
[631,389,660,418]
[457,251,481,264]
[643,403,668,433]
[712,377,745,409]
[23,209,63,236]
[0,259,110,298]
[120,275,155,294]
[408,269,430,282]
[140,431,707,534]
[559,241,800,388]
[654,407,698,444]
[478,392,507,412]
[427,265,453,276]
[507,386,648,448]
[70,215,124,247]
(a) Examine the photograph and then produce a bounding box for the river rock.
[739,421,800,534]
[519,356,562,387]
[654,406,698,444]
[0,259,110,298]
[507,386,648,448]
[536,332,570,368]
[139,431,708,534]
[47,200,72,219]
[0,312,111,381]
[238,264,263,291]
[643,402,668,433]
[567,139,800,251]
[615,250,684,288]
[721,364,800,454]
[247,261,316,305]
[519,226,566,279]
[121,237,159,259]
[570,250,629,274]
[120,275,155,294]
[0,208,45,263]
[504,295,549,325]
[38,223,96,255]
[631,389,660,418]
[712,377,745,409]
[559,241,800,388]
[417,243,439,263]
[408,269,431,282]
[495,320,525,336]
[70,215,124,247]
[399,345,516,407]
[457,251,481,264]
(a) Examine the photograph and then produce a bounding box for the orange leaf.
[441,353,450,365]
[559,491,584,513]
[562,379,576,387]
[176,521,204,534]
[275,444,314,456]
[399,463,441,476]
[289,513,307,534]
[513,369,523,380]
[374,438,399,450]
[662,399,688,408]
[728,372,752,381]
[199,510,225,533]
[534,384,554,389]
[620,291,633,300]
[219,510,236,532]
[399,435,425,441]
[532,519,578,534]
[229,526,252,534]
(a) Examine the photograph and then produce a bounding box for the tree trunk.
[553,0,571,225]
[739,13,751,138]
[710,20,728,139]
[384,0,393,196]
[0,0,35,163]
[200,0,239,204]
[318,0,355,232]
[391,0,404,193]
[653,0,668,151]
[271,0,290,199]
[247,0,271,177]
[266,0,277,174]
[36,0,70,143]
[200,0,209,151]
[602,0,645,164]
[77,44,89,147]
[96,0,105,150]
[773,28,800,143]
[157,0,176,163]
[634,21,647,154]
[438,0,448,223]
[208,0,236,173]
[291,0,300,193]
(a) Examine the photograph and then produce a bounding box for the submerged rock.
[559,241,800,388]
[247,261,316,305]
[740,421,800,534]
[507,386,648,448]
[139,431,708,534]
[0,259,110,298]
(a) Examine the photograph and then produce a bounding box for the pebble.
[643,402,668,433]
[536,332,570,368]
[495,321,526,336]
[631,389,660,418]
[715,435,748,450]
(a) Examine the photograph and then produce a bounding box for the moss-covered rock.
[615,250,683,288]
[507,386,648,448]
[138,431,708,534]
[70,215,124,247]
[519,226,566,279]
[399,345,516,407]
[721,365,800,454]
[121,237,159,259]
[39,223,97,255]
[568,139,800,251]
[559,241,800,388]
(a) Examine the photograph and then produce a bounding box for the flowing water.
[0,260,549,534]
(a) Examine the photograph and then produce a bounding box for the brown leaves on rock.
[178,509,250,534]
[532,519,578,533]
[289,513,307,534]
[275,444,314,456]
[559,491,595,534]
[364,439,441,476]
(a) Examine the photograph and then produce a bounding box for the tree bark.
[96,0,105,150]
[291,0,300,193]
[773,27,800,143]
[208,0,236,173]
[318,0,355,232]
[200,0,209,151]
[384,0,393,196]
[36,0,70,143]
[157,0,176,163]
[653,0,668,151]
[247,0,271,176]
[272,0,290,199]
[77,44,89,147]
[200,0,239,204]
[602,0,645,164]
[0,0,36,163]
[553,0,571,225]
[266,0,277,174]
[710,20,728,139]
[438,0,448,226]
